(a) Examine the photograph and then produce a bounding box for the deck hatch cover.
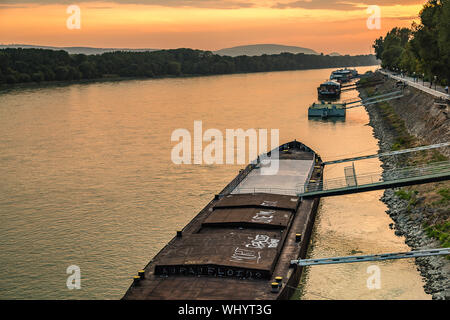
[202,208,292,229]
[154,230,285,279]
[213,193,299,211]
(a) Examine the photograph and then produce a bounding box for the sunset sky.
[0,1,426,55]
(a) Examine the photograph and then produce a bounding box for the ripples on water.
[0,67,429,299]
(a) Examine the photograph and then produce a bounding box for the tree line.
[0,47,378,85]
[373,0,450,85]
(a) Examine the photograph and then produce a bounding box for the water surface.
[0,67,429,299]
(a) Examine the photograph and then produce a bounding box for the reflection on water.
[307,116,346,124]
[299,190,430,300]
[0,66,429,299]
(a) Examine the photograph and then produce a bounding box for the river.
[0,67,430,299]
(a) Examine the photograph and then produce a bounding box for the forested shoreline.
[373,0,449,85]
[0,47,378,85]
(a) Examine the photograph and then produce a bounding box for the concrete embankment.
[358,72,449,300]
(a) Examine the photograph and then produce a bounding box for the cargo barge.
[122,140,323,300]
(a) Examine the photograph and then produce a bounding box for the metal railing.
[344,90,403,106]
[219,162,255,196]
[233,187,305,195]
[323,142,450,166]
[291,248,450,267]
[230,161,450,196]
[304,161,450,193]
[379,70,450,99]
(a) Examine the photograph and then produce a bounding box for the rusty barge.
[122,140,323,300]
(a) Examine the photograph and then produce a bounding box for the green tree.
[373,37,384,60]
[167,61,181,75]
[373,0,450,84]
[437,0,450,84]
[6,74,17,84]
[31,72,45,82]
[79,61,96,79]
[54,66,69,80]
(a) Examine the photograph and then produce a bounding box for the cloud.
[0,0,256,9]
[85,6,114,10]
[0,5,29,9]
[273,0,424,11]
[0,0,425,11]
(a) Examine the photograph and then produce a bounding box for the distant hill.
[1,44,323,57]
[214,44,318,57]
[0,44,158,55]
[329,52,341,56]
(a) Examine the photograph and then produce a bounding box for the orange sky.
[0,1,426,55]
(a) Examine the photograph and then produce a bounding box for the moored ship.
[122,140,323,300]
[330,68,358,83]
[317,80,341,99]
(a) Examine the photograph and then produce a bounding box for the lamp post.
[434,76,437,90]
[422,73,425,86]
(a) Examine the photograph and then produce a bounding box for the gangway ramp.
[291,248,450,266]
[345,90,402,105]
[298,161,450,198]
[344,90,404,109]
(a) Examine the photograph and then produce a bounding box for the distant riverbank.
[0,47,378,88]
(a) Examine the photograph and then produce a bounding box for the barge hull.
[122,141,322,300]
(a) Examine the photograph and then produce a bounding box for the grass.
[366,87,376,97]
[433,188,450,206]
[408,149,448,168]
[394,189,419,210]
[358,77,371,86]
[430,151,448,163]
[395,189,417,201]
[424,221,450,249]
[377,102,414,150]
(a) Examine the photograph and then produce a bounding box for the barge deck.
[122,140,323,300]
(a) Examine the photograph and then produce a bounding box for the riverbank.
[0,47,379,88]
[0,64,380,94]
[358,72,449,300]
